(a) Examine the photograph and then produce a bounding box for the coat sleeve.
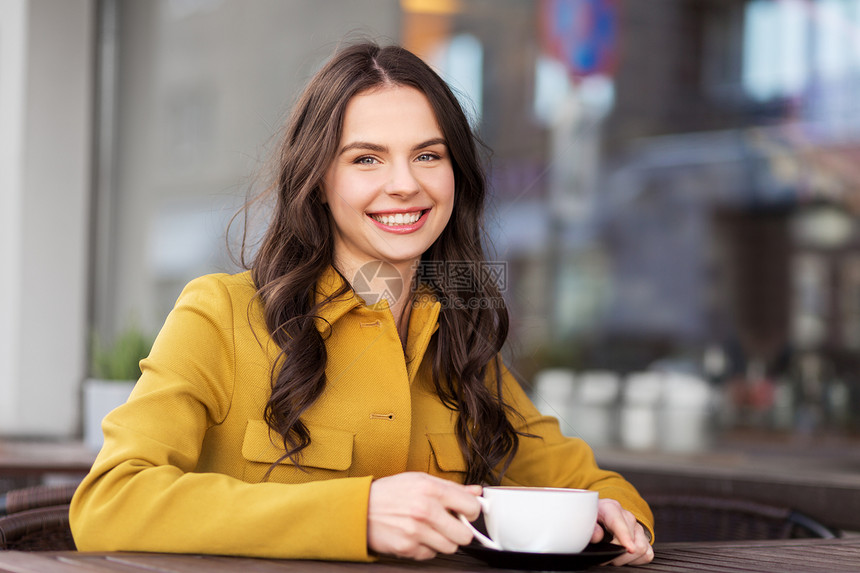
[496,362,655,542]
[69,275,374,561]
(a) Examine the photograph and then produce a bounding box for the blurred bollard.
[659,372,713,453]
[771,378,795,430]
[571,371,620,447]
[533,369,577,436]
[620,372,663,451]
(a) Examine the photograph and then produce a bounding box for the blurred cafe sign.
[539,0,618,79]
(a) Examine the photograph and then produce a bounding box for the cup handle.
[457,497,503,551]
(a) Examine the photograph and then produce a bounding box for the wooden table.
[606,538,860,572]
[1,538,858,572]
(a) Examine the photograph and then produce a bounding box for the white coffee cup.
[458,486,599,554]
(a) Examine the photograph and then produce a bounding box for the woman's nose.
[384,161,420,197]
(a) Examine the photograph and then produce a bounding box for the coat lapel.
[404,287,441,384]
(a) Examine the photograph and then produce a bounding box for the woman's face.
[323,85,455,278]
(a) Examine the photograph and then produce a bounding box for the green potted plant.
[83,325,154,451]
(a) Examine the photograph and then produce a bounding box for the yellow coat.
[70,268,653,560]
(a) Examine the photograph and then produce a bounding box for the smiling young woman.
[69,41,654,566]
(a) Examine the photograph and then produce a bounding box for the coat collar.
[312,266,363,331]
[313,266,441,381]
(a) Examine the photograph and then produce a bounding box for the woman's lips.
[367,209,430,234]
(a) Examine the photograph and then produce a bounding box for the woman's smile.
[367,208,430,232]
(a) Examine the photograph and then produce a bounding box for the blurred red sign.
[540,0,619,78]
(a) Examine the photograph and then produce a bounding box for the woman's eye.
[355,156,378,165]
[416,153,439,162]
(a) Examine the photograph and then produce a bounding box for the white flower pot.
[83,378,135,452]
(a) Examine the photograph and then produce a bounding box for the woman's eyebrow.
[413,138,447,151]
[339,141,386,154]
[338,137,447,155]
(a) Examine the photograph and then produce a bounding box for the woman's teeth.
[370,211,422,226]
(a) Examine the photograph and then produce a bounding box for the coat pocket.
[427,432,467,479]
[241,419,355,483]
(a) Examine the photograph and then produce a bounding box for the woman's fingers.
[432,479,482,523]
[597,499,635,551]
[596,498,654,566]
[374,514,461,559]
[411,515,465,555]
[367,472,481,559]
[608,523,654,566]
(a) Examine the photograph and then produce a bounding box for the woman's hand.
[368,472,482,560]
[590,498,654,566]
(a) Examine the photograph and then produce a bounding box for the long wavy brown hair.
[241,41,523,485]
